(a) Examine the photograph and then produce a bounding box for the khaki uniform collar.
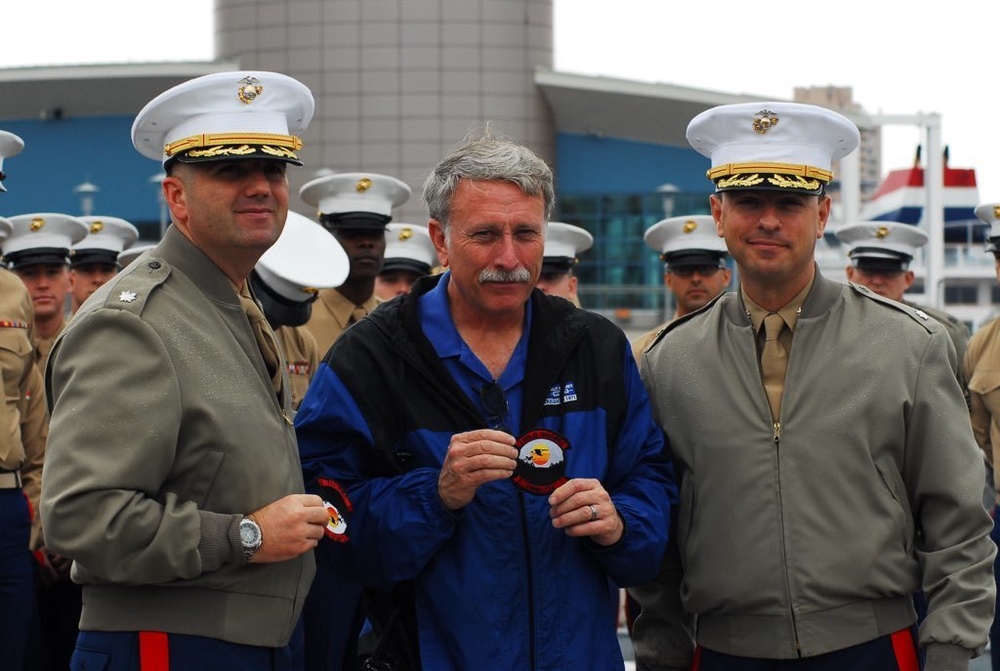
[741,276,814,335]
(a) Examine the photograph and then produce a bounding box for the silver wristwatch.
[239,516,262,561]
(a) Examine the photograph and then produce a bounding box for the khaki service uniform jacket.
[0,269,46,546]
[966,317,1000,493]
[275,324,318,411]
[41,226,313,648]
[633,273,994,671]
[303,287,380,357]
[33,320,64,378]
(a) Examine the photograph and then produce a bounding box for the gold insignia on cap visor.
[708,162,833,184]
[753,109,779,134]
[994,205,1000,219]
[30,217,45,232]
[89,221,104,234]
[355,178,373,193]
[237,76,264,104]
[683,220,698,233]
[876,226,890,239]
[398,227,413,241]
[164,133,304,160]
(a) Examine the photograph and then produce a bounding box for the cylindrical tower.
[215,0,555,222]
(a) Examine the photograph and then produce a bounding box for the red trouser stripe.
[890,628,919,671]
[690,645,702,671]
[139,631,169,671]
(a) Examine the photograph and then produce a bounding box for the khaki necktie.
[239,292,282,395]
[349,305,367,325]
[761,312,788,421]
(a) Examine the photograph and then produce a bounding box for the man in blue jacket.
[296,130,675,670]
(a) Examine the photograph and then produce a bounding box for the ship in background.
[858,146,978,225]
[819,146,997,331]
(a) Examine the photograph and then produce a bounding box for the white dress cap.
[643,215,728,260]
[834,221,928,265]
[3,213,89,268]
[72,216,140,267]
[687,102,860,194]
[0,131,25,193]
[118,243,158,269]
[300,172,411,223]
[544,222,593,261]
[382,223,438,276]
[975,203,1000,251]
[131,71,315,166]
[255,211,350,303]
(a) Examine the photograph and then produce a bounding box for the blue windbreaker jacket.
[296,274,675,670]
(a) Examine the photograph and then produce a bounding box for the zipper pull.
[773,422,781,442]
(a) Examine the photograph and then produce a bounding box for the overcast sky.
[4,0,998,200]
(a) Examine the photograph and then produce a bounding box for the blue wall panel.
[553,131,712,196]
[0,117,163,227]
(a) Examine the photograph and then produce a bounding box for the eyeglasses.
[479,382,510,433]
[668,265,722,278]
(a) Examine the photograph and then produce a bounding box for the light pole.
[73,180,99,216]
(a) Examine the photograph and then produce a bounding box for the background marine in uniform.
[3,213,88,374]
[0,130,48,671]
[534,220,592,307]
[300,172,410,355]
[68,215,139,313]
[374,222,438,299]
[251,210,349,410]
[963,202,1000,671]
[631,214,732,357]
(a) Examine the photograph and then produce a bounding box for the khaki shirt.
[275,325,319,411]
[965,317,1000,493]
[0,268,39,469]
[0,270,48,547]
[35,319,66,377]
[303,288,380,358]
[632,324,666,362]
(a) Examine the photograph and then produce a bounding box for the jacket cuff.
[198,511,243,572]
[923,643,973,671]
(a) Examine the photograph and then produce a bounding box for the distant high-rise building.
[795,85,882,203]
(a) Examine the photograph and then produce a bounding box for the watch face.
[240,519,261,547]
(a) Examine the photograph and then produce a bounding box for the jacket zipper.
[773,421,803,655]
[517,489,537,671]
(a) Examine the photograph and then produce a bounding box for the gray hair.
[422,127,555,231]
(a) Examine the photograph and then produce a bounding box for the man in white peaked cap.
[534,221,592,307]
[631,214,732,356]
[68,215,140,313]
[374,223,438,300]
[41,71,330,668]
[632,102,994,671]
[963,202,1000,667]
[299,172,411,355]
[0,133,49,671]
[4,213,89,373]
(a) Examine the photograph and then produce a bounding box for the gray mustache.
[478,267,531,283]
